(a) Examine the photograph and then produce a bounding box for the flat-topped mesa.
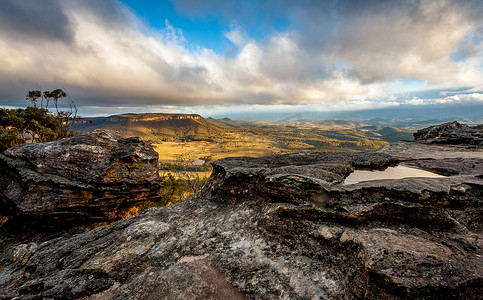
[413,121,483,145]
[106,113,203,123]
[0,130,162,227]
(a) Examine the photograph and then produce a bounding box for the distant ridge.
[81,113,224,142]
[277,113,304,122]
[107,113,203,123]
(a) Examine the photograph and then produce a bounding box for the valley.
[81,113,414,167]
[79,113,415,204]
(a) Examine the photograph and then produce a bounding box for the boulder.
[0,146,482,299]
[0,130,161,227]
[413,121,483,145]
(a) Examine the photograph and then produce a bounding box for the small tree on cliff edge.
[0,88,79,151]
[43,88,67,112]
[26,90,41,107]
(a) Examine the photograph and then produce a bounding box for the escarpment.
[0,124,482,299]
[106,113,203,123]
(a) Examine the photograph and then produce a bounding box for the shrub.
[0,89,79,151]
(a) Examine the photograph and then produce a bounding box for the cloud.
[0,0,73,43]
[292,0,483,87]
[0,0,230,106]
[404,92,483,106]
[225,23,248,47]
[0,0,482,111]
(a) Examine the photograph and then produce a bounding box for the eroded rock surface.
[0,130,161,226]
[413,121,483,145]
[1,145,482,299]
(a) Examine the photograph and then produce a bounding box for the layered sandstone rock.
[0,130,161,227]
[0,140,481,299]
[413,121,483,145]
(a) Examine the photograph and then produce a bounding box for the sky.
[0,0,483,118]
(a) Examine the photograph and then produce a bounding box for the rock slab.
[0,146,482,299]
[0,130,161,226]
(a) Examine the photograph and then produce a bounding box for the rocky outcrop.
[0,130,161,227]
[413,121,483,145]
[0,142,481,299]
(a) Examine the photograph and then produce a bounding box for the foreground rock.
[413,121,483,145]
[0,130,161,227]
[1,144,482,299]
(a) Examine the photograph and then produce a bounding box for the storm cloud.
[0,0,73,43]
[0,0,482,111]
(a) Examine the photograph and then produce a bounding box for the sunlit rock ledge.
[0,124,482,299]
[0,130,162,227]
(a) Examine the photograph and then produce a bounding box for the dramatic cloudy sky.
[0,0,482,116]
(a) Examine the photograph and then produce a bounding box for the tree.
[26,90,41,107]
[43,88,67,112]
[0,89,80,151]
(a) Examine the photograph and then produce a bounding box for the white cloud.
[0,0,482,111]
[404,93,483,105]
[225,23,247,47]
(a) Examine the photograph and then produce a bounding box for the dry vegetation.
[154,132,281,164]
[152,124,402,167]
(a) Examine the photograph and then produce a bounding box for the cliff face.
[106,113,203,123]
[0,127,482,299]
[0,130,161,227]
[85,113,223,142]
